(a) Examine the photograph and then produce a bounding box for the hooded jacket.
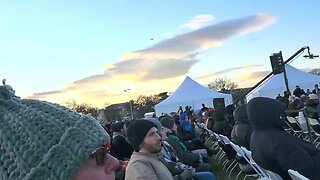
[230,104,252,150]
[248,97,320,180]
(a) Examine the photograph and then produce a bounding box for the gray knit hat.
[0,85,110,180]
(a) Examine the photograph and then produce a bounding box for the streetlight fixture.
[124,88,133,120]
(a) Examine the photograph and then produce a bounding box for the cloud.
[180,14,215,30]
[232,70,270,88]
[31,90,63,98]
[30,13,276,107]
[105,13,276,81]
[196,64,264,80]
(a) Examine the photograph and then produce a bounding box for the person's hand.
[179,167,193,180]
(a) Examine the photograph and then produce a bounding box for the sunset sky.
[1,0,320,108]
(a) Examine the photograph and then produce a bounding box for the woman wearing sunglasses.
[0,84,120,180]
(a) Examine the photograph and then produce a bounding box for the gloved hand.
[179,167,193,180]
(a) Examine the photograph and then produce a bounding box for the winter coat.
[161,141,186,176]
[231,123,252,150]
[110,132,133,160]
[166,134,200,167]
[125,152,173,180]
[248,97,320,180]
[167,134,212,172]
[230,104,252,150]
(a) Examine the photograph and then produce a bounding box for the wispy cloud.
[232,70,270,88]
[30,13,276,107]
[196,64,264,80]
[180,14,215,30]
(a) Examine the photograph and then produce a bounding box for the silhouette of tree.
[133,92,169,118]
[65,100,98,118]
[208,77,238,92]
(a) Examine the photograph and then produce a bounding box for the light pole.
[124,88,133,120]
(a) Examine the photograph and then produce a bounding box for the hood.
[247,97,286,130]
[233,104,250,124]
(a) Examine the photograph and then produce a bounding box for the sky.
[1,0,320,108]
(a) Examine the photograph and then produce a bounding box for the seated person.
[230,104,254,173]
[110,121,133,161]
[160,127,216,180]
[160,117,211,172]
[304,94,320,119]
[248,97,320,179]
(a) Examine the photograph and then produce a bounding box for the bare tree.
[208,77,238,92]
[310,69,320,76]
[65,100,99,118]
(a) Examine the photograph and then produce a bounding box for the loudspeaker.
[213,98,225,109]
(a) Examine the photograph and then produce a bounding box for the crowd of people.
[2,80,320,180]
[0,84,216,180]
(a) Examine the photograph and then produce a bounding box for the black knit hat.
[127,120,156,152]
[160,117,175,129]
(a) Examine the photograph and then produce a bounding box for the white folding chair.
[288,169,309,180]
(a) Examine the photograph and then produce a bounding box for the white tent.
[246,65,320,102]
[155,76,233,116]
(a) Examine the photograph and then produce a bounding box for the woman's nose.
[104,154,120,174]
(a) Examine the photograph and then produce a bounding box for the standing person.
[201,103,209,111]
[177,106,183,115]
[293,85,304,98]
[312,84,320,94]
[0,85,119,180]
[125,120,173,180]
[248,97,320,179]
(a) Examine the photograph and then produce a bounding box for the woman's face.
[72,153,119,180]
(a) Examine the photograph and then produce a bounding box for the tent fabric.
[155,76,233,116]
[246,65,320,102]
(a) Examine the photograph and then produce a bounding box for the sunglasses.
[89,144,111,166]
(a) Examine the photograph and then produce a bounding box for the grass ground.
[209,154,257,180]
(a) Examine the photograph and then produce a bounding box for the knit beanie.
[0,85,109,180]
[127,120,156,152]
[160,117,175,130]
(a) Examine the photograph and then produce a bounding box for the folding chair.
[240,147,283,180]
[288,169,309,180]
[307,117,320,147]
[285,116,304,138]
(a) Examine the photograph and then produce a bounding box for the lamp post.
[124,88,133,120]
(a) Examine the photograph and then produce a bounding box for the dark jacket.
[110,132,133,160]
[166,133,200,167]
[208,107,226,134]
[248,97,320,180]
[230,104,252,150]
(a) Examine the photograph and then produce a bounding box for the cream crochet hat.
[0,85,110,180]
